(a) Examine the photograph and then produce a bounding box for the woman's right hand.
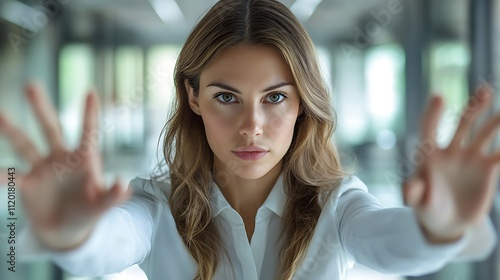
[0,83,131,251]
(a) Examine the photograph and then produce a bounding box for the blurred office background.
[0,0,499,279]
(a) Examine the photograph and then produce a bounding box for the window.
[59,44,95,148]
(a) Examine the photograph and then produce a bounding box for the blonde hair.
[158,0,347,279]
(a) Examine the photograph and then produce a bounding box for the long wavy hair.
[157,0,347,279]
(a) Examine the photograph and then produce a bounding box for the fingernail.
[25,85,37,99]
[432,95,443,106]
[0,114,6,128]
[478,87,492,100]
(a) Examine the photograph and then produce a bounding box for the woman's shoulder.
[337,176,369,195]
[127,173,173,205]
[319,175,369,209]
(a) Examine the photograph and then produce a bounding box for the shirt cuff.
[401,208,468,275]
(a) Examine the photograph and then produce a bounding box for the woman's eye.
[214,92,286,104]
[266,92,287,103]
[215,93,237,103]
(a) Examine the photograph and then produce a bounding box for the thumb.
[98,179,133,211]
[403,177,425,208]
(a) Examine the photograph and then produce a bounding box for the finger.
[471,113,500,153]
[489,151,500,164]
[0,113,42,164]
[420,95,444,144]
[26,83,65,151]
[403,177,425,207]
[449,86,492,150]
[79,91,100,153]
[97,179,132,212]
[78,91,102,178]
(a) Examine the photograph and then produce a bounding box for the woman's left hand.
[403,86,500,244]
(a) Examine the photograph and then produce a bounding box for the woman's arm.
[402,86,500,244]
[0,84,157,276]
[452,215,497,262]
[339,85,500,275]
[337,188,497,276]
[19,178,156,277]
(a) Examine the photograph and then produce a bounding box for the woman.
[1,0,498,279]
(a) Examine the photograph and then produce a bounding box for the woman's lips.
[232,151,268,161]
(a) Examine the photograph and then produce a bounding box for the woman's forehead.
[200,44,294,86]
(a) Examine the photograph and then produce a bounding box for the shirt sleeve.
[452,216,497,262]
[337,186,497,276]
[18,177,159,277]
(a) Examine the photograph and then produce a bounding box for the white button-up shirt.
[19,174,497,280]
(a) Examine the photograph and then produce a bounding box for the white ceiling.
[1,0,469,45]
[62,0,394,44]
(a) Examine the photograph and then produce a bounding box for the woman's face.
[186,44,301,180]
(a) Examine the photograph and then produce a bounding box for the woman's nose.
[239,106,263,137]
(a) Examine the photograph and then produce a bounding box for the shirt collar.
[210,172,286,219]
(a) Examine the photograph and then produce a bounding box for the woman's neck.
[212,159,282,215]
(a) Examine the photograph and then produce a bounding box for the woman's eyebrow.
[206,82,294,94]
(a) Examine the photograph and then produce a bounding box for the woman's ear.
[185,79,201,116]
[298,103,304,116]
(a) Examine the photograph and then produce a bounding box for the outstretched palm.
[0,84,131,250]
[404,86,500,243]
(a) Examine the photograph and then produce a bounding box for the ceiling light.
[290,0,323,22]
[149,0,185,24]
[0,1,39,32]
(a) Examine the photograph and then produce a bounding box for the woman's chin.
[231,166,272,180]
[212,155,282,181]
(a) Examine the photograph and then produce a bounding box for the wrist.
[419,223,464,244]
[35,222,96,252]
